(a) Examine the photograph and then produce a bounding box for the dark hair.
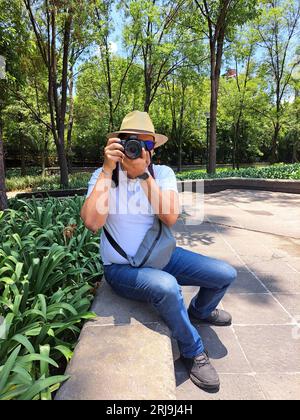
[111,151,155,188]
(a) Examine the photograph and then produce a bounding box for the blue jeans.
[103,246,237,358]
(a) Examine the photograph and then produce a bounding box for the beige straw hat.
[107,110,168,148]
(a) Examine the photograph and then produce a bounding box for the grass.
[5,163,300,192]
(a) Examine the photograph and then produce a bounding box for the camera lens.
[124,139,142,159]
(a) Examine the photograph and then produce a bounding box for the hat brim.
[107,129,168,148]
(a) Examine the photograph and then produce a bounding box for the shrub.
[176,163,300,180]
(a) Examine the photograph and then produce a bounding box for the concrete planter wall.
[179,177,300,194]
[11,177,300,200]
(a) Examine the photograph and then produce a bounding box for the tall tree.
[94,0,139,132]
[23,0,93,186]
[0,95,7,210]
[121,0,195,112]
[256,0,300,163]
[228,29,257,168]
[194,0,258,173]
[0,0,28,209]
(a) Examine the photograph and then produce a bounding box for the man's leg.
[103,263,204,358]
[162,247,237,321]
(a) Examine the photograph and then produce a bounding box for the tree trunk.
[104,36,114,131]
[67,64,74,174]
[57,8,73,187]
[41,150,46,177]
[57,141,69,187]
[270,120,280,164]
[209,72,217,173]
[233,111,242,170]
[19,112,26,176]
[177,83,186,172]
[208,27,224,174]
[0,115,8,210]
[41,127,50,177]
[144,81,151,112]
[292,86,299,163]
[178,137,182,172]
[20,128,26,176]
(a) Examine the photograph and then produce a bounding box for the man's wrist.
[102,165,113,177]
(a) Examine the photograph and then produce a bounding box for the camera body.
[119,135,146,159]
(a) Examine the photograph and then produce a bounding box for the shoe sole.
[190,373,220,393]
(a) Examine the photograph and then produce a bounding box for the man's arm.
[140,175,179,227]
[80,170,112,233]
[80,137,125,232]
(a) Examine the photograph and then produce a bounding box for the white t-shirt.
[85,164,178,265]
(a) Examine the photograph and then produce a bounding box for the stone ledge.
[178,178,300,194]
[55,280,176,400]
[11,177,300,199]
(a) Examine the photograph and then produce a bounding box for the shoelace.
[210,309,219,320]
[194,351,210,367]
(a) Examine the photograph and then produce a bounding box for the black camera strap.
[103,227,128,261]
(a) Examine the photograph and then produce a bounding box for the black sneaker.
[180,351,220,392]
[188,308,232,326]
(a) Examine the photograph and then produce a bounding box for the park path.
[173,189,300,400]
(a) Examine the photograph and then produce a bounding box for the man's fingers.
[142,148,150,166]
[106,154,123,163]
[105,143,124,152]
[106,149,125,159]
[107,137,121,145]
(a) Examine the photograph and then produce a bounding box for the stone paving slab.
[175,372,266,400]
[254,272,300,293]
[226,272,267,294]
[233,325,300,373]
[203,189,300,238]
[221,293,292,325]
[254,373,300,400]
[273,294,300,319]
[172,325,251,374]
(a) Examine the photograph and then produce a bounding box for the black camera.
[119,135,146,160]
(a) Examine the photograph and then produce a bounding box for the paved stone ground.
[173,189,300,400]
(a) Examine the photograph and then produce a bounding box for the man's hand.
[103,137,125,173]
[122,148,151,178]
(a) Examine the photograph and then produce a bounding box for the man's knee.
[220,262,237,287]
[151,272,181,302]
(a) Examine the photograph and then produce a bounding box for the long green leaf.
[0,345,21,391]
[11,334,35,354]
[18,375,69,400]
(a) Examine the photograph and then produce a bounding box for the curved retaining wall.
[11,177,300,199]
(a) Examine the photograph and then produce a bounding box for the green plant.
[176,163,300,180]
[0,196,102,400]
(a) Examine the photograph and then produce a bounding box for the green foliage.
[177,163,300,180]
[6,163,300,193]
[0,196,102,400]
[1,0,300,171]
[6,172,91,192]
